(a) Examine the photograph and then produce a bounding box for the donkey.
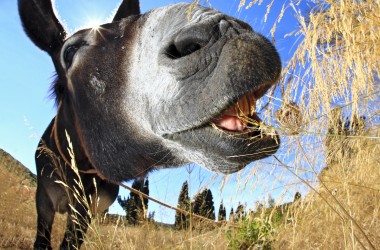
[19,0,281,249]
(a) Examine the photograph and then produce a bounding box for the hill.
[0,149,36,187]
[0,149,70,249]
[0,148,37,248]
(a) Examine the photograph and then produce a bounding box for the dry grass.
[0,170,36,249]
[81,220,228,250]
[273,139,380,249]
[237,0,380,249]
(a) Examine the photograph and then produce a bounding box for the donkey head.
[19,0,281,181]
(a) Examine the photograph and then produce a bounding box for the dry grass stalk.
[236,0,380,249]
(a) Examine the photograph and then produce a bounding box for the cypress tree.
[192,190,204,216]
[235,202,245,221]
[126,196,137,224]
[142,177,149,215]
[204,189,215,220]
[218,200,226,221]
[193,189,215,220]
[118,177,150,225]
[117,195,127,211]
[175,181,190,229]
[229,207,234,222]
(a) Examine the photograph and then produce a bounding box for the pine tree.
[294,192,302,202]
[204,189,215,220]
[126,196,137,225]
[193,189,215,220]
[235,202,245,221]
[117,195,127,210]
[218,200,226,221]
[148,211,155,222]
[229,207,234,222]
[141,177,149,216]
[268,195,275,208]
[175,181,190,229]
[192,190,204,216]
[118,177,150,225]
[131,177,149,223]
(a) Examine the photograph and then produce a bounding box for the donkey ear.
[18,0,66,54]
[113,0,140,22]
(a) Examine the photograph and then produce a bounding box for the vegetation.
[117,177,149,225]
[192,188,215,222]
[246,0,380,248]
[226,217,274,250]
[175,181,191,229]
[218,200,227,222]
[0,149,66,249]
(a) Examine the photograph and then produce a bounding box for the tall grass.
[236,0,380,248]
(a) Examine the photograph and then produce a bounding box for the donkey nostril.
[180,43,201,57]
[165,44,181,59]
[165,42,201,59]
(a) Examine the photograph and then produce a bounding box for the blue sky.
[0,0,304,223]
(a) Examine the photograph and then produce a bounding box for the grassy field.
[1,141,379,249]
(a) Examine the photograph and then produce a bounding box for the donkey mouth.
[209,82,275,137]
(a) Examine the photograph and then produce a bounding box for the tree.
[175,181,190,229]
[294,192,302,202]
[235,202,245,221]
[204,189,215,220]
[142,177,149,214]
[268,195,275,208]
[218,200,226,221]
[117,177,149,225]
[117,195,127,211]
[193,189,215,220]
[117,195,137,224]
[148,211,155,222]
[229,208,234,223]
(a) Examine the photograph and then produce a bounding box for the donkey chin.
[19,0,280,249]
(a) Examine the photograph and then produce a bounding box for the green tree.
[142,177,149,214]
[229,207,234,222]
[193,189,215,220]
[218,200,226,221]
[117,195,137,224]
[204,189,215,220]
[235,202,245,221]
[117,177,149,225]
[175,181,190,229]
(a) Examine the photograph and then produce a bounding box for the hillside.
[0,148,37,248]
[0,149,36,187]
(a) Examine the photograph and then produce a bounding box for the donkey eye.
[64,45,79,68]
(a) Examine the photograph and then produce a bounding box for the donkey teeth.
[233,93,257,117]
